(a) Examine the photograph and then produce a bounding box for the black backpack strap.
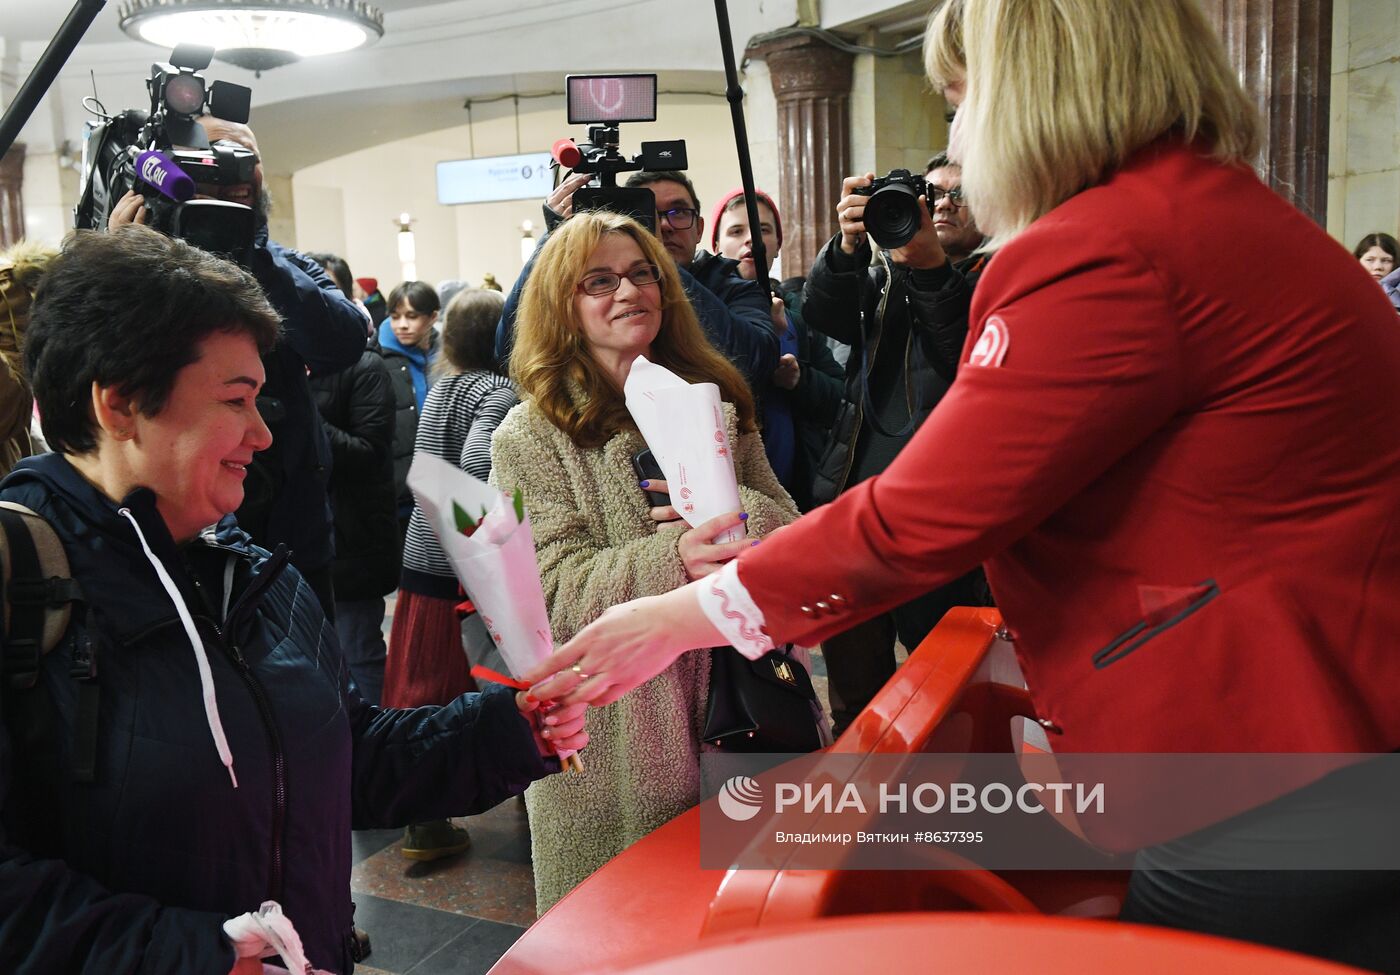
[66,599,98,783]
[0,504,48,691]
[0,503,99,783]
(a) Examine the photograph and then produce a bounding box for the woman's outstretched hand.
[525,585,724,707]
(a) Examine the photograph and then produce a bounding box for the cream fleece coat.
[490,398,798,913]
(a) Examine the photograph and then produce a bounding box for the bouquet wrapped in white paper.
[406,452,582,771]
[623,354,745,543]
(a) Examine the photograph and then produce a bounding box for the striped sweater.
[400,369,518,594]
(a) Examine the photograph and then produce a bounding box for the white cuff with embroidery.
[698,560,776,660]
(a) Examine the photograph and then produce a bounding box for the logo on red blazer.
[968,315,1009,368]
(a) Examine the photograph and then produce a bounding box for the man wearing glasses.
[495,170,779,392]
[801,150,990,737]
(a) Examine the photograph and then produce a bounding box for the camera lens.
[174,200,256,266]
[863,181,923,250]
[164,74,206,116]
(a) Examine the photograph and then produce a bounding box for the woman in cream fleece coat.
[491,211,798,912]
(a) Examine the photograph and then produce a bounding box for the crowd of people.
[0,0,1398,972]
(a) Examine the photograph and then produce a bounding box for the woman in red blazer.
[532,0,1400,963]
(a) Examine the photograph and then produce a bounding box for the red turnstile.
[490,609,1127,975]
[603,913,1370,975]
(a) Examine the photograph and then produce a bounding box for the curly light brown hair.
[511,211,756,449]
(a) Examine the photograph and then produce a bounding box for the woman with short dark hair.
[0,226,586,975]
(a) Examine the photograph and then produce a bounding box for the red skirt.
[382,589,479,708]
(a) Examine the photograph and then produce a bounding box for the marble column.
[1199,0,1333,225]
[747,33,853,276]
[0,143,24,248]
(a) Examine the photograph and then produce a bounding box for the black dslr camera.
[74,44,258,265]
[551,74,688,234]
[853,168,931,249]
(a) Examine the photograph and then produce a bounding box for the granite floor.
[347,801,535,975]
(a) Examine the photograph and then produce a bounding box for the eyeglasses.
[929,186,967,208]
[577,263,664,297]
[657,207,700,229]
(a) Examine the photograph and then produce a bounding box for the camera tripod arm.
[714,0,772,304]
[0,0,108,160]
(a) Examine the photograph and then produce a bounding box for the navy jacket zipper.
[217,622,288,901]
[131,542,294,903]
[219,544,292,901]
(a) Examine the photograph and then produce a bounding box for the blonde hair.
[924,0,1261,248]
[511,211,756,449]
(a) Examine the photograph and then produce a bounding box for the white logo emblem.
[968,315,1009,368]
[717,775,764,821]
[588,78,625,117]
[140,155,168,188]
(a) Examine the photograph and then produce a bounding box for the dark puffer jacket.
[0,453,554,975]
[372,326,439,512]
[803,234,985,506]
[773,283,845,511]
[310,350,401,600]
[235,232,367,576]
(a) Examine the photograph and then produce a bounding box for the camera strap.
[855,258,922,440]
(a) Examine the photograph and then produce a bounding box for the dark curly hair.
[27,225,281,455]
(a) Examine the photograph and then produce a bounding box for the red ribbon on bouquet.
[470,665,584,773]
[469,664,530,691]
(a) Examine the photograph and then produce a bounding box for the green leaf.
[512,487,526,523]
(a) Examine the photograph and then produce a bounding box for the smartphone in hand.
[630,448,670,507]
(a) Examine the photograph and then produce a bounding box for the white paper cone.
[444,521,554,678]
[624,355,746,544]
[622,354,687,469]
[649,383,744,542]
[406,453,575,762]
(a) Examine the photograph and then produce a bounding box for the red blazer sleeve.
[737,224,1187,645]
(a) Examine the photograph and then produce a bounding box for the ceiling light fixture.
[118,0,385,74]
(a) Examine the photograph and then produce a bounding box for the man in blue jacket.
[495,170,779,390]
[107,116,367,619]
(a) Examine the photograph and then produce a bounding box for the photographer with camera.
[801,151,988,735]
[495,76,779,393]
[107,114,368,618]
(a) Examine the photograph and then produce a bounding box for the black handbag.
[702,645,823,753]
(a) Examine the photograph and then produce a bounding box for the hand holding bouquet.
[408,453,585,771]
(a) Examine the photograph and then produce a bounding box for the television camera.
[550,74,688,234]
[74,44,258,265]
